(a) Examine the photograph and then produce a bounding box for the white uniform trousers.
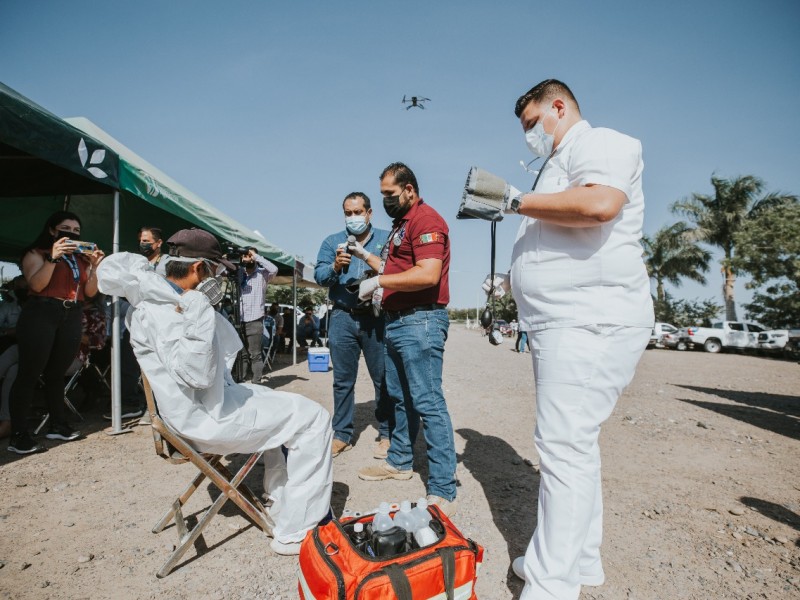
[520,325,650,600]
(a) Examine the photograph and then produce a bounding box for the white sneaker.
[270,538,302,556]
[512,556,525,581]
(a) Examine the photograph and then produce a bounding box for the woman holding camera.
[7,211,104,455]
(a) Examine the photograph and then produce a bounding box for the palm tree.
[671,175,797,320]
[642,221,711,303]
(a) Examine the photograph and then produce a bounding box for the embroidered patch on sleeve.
[419,232,442,244]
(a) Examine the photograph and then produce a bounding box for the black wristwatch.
[509,195,522,214]
[46,254,61,263]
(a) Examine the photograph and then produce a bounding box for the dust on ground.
[1,325,798,599]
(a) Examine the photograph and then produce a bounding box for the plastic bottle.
[372,502,394,533]
[411,498,432,528]
[411,498,438,547]
[351,522,368,546]
[392,500,417,533]
[351,522,375,556]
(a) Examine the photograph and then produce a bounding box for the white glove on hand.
[358,276,381,301]
[351,240,371,261]
[482,273,510,298]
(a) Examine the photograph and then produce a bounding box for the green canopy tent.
[0,82,120,261]
[1,82,313,432]
[65,118,318,368]
[65,117,299,274]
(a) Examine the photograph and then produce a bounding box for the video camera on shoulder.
[223,244,250,265]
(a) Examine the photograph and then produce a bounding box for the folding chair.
[141,373,274,578]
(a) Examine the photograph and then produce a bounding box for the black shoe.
[45,423,81,441]
[103,406,145,420]
[8,431,44,454]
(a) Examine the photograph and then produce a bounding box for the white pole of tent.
[107,191,126,435]
[292,268,297,366]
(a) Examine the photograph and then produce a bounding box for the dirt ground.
[1,325,798,599]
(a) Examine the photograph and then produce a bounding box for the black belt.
[29,295,83,309]
[334,305,372,316]
[385,303,446,318]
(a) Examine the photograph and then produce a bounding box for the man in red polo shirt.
[354,162,457,515]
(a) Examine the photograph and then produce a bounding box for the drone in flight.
[402,95,430,110]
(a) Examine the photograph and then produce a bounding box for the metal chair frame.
[141,373,274,578]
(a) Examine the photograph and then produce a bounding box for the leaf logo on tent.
[144,174,162,198]
[78,138,108,179]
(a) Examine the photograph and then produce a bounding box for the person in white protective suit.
[96,228,333,556]
[491,80,654,600]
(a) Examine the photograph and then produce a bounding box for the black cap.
[166,228,236,272]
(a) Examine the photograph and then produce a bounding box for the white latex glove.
[481,276,505,299]
[358,276,381,301]
[482,273,511,298]
[503,185,523,214]
[351,240,371,261]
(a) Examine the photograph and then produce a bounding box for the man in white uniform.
[97,228,333,556]
[505,80,654,599]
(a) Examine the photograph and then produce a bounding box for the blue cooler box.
[308,348,330,372]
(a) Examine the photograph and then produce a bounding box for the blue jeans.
[327,309,393,443]
[384,308,456,500]
[516,330,528,352]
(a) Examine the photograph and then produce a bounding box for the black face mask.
[139,242,155,256]
[55,229,79,241]
[383,194,410,220]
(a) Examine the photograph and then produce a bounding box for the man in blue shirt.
[315,192,392,458]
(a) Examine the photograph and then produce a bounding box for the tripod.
[222,268,249,383]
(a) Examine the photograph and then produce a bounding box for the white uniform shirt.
[510,120,654,331]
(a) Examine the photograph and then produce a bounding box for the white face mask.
[525,108,558,158]
[345,215,369,235]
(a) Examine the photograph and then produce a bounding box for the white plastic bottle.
[412,497,438,547]
[372,502,394,532]
[392,500,417,534]
[411,498,432,528]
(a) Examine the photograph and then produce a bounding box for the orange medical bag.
[298,505,484,599]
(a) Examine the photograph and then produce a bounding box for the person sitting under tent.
[96,228,333,555]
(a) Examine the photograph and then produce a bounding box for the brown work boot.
[332,439,352,458]
[426,495,458,517]
[373,437,391,459]
[358,461,413,481]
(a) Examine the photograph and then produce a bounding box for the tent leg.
[292,271,297,366]
[107,191,129,436]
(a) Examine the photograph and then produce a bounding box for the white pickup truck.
[685,321,765,353]
[758,329,800,356]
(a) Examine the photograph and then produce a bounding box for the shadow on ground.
[675,384,800,440]
[457,427,538,597]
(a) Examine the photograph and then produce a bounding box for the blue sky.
[2,0,798,315]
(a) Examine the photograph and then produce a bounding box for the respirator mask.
[167,257,225,305]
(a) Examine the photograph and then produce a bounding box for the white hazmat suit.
[97,253,333,544]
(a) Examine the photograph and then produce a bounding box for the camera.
[223,244,250,264]
[70,241,97,254]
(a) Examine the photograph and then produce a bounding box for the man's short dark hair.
[380,162,419,195]
[342,192,371,210]
[139,226,163,241]
[165,259,194,279]
[514,79,580,118]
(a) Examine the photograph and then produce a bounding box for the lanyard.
[378,221,407,276]
[62,254,81,300]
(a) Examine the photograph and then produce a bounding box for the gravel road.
[1,324,798,599]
